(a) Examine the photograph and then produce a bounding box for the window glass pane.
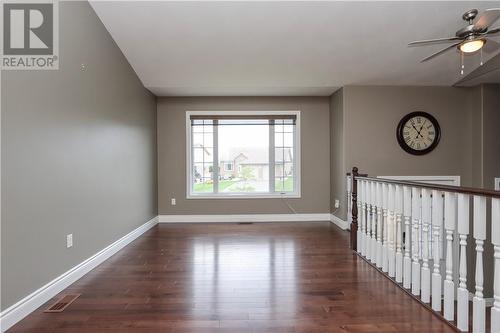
[190,115,297,196]
[275,177,284,192]
[193,148,204,163]
[193,178,213,193]
[275,148,293,163]
[218,120,269,193]
[274,118,294,194]
[193,162,213,193]
[202,163,213,178]
[192,120,213,132]
[204,148,213,162]
[192,119,204,128]
[192,132,214,147]
[193,147,213,163]
[275,164,284,178]
[275,132,294,147]
[283,133,293,147]
[204,133,213,147]
[275,177,294,192]
[193,133,204,146]
[275,133,283,146]
[193,163,203,184]
[283,162,294,177]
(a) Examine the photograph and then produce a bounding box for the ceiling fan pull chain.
[460,53,464,75]
[480,48,483,66]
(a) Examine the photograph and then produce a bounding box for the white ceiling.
[89,1,500,96]
[456,52,500,86]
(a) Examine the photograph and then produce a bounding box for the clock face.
[397,112,440,155]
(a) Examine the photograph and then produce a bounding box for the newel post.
[351,167,359,251]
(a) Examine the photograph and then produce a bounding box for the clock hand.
[411,124,424,139]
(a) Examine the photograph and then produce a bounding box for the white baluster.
[421,188,431,303]
[431,190,443,312]
[412,187,422,296]
[403,186,412,289]
[366,181,373,260]
[444,192,457,321]
[457,193,470,332]
[382,183,389,273]
[376,182,383,267]
[388,184,396,278]
[365,180,371,259]
[356,179,362,254]
[492,198,500,333]
[395,185,403,283]
[371,181,377,264]
[473,195,486,333]
[360,180,366,256]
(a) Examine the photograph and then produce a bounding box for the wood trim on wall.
[159,214,330,223]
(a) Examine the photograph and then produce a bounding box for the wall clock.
[396,111,441,155]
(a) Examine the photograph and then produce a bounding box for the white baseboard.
[159,213,330,223]
[330,214,349,230]
[0,216,159,333]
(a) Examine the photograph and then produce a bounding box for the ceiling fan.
[409,8,500,63]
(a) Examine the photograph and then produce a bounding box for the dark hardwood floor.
[7,222,456,333]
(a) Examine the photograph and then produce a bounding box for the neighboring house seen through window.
[187,111,300,198]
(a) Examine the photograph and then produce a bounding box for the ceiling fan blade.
[486,26,500,35]
[409,37,462,46]
[473,8,500,31]
[421,42,461,62]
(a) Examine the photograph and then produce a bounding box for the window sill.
[187,193,301,199]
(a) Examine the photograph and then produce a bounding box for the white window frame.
[186,110,301,199]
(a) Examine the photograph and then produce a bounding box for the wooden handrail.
[356,175,500,199]
[346,172,368,177]
[347,167,500,251]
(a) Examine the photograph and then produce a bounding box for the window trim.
[186,110,301,199]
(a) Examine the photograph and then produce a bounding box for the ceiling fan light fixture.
[459,38,485,53]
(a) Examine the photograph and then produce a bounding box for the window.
[187,111,300,198]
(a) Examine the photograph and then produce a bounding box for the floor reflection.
[192,236,297,318]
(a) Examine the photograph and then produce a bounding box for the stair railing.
[347,167,500,333]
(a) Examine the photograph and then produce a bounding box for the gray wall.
[1,1,157,310]
[329,89,345,216]
[465,85,483,188]
[157,97,330,215]
[482,84,500,190]
[481,85,500,297]
[332,86,479,220]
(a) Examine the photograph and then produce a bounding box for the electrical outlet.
[66,234,73,248]
[334,199,340,209]
[171,198,176,206]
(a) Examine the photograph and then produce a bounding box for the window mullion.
[190,122,194,196]
[213,120,219,193]
[293,121,297,195]
[269,119,275,194]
